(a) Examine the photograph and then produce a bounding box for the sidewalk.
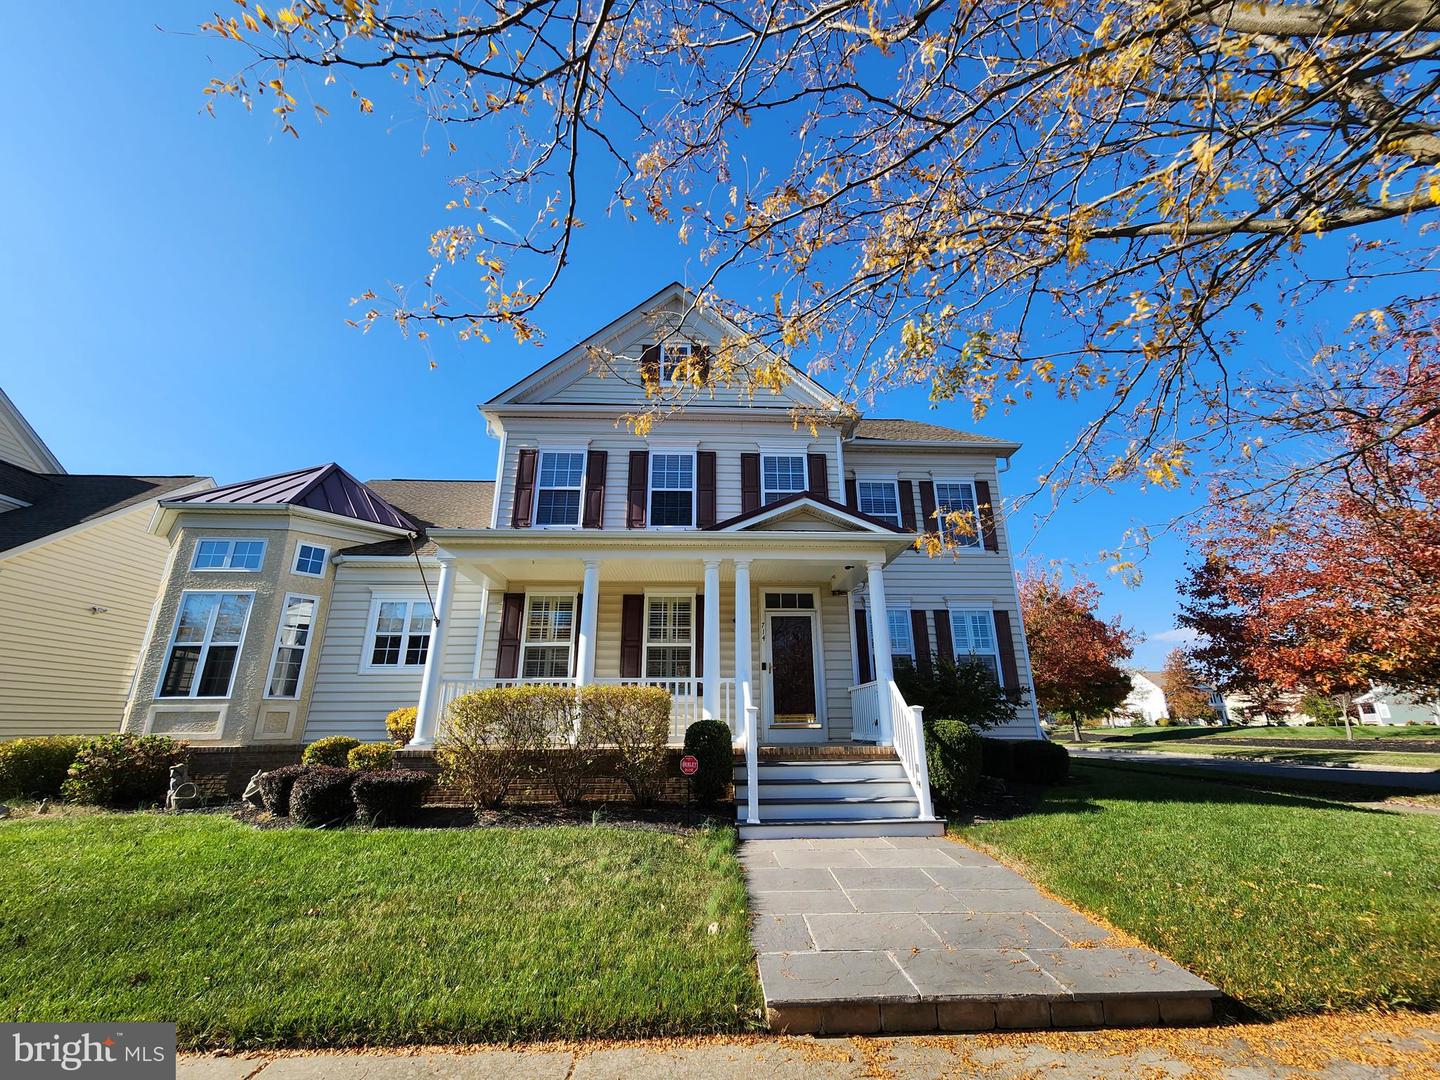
[178,1013,1440,1079]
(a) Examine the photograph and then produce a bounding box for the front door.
[763,609,825,742]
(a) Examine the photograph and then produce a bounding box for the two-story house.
[120,284,1041,836]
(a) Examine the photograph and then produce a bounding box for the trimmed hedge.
[438,686,551,809]
[682,719,733,806]
[0,735,89,801]
[385,706,417,745]
[925,719,983,810]
[347,743,396,771]
[302,736,362,768]
[290,766,358,827]
[979,737,1069,785]
[61,734,187,808]
[579,685,671,806]
[256,764,308,816]
[352,769,433,826]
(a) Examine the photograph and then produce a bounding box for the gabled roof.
[0,464,208,554]
[0,387,65,473]
[849,418,1020,455]
[485,282,840,411]
[341,479,496,556]
[705,491,911,534]
[172,463,416,533]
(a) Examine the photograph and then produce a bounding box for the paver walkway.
[742,836,1218,1034]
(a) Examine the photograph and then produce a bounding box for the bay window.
[192,538,266,572]
[265,594,317,698]
[158,591,254,698]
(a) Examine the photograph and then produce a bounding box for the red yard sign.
[679,754,699,777]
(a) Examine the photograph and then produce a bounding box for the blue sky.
[0,4,1353,667]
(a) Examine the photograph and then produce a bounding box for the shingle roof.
[340,479,496,557]
[172,463,415,533]
[0,465,206,553]
[850,419,1016,446]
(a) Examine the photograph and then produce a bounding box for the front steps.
[733,752,944,839]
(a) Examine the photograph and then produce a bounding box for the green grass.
[955,762,1440,1017]
[0,814,761,1048]
[1103,741,1440,771]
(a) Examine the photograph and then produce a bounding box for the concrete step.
[738,818,945,840]
[735,777,916,800]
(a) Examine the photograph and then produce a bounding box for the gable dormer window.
[658,342,692,382]
[649,451,695,527]
[535,450,586,527]
[761,453,808,506]
[855,480,901,527]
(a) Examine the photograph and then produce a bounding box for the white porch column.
[409,557,457,749]
[866,559,896,744]
[577,559,601,685]
[702,559,722,723]
[733,558,753,746]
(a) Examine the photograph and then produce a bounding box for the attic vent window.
[658,342,692,382]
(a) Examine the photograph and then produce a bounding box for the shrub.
[61,734,187,808]
[979,737,1016,780]
[528,687,596,806]
[1012,739,1070,784]
[290,766,358,827]
[347,743,396,771]
[925,719,983,810]
[437,686,550,809]
[352,769,433,826]
[896,655,1018,732]
[385,706,417,745]
[580,685,672,806]
[256,764,308,816]
[302,736,362,768]
[683,719,733,806]
[1157,715,1175,727]
[0,735,89,801]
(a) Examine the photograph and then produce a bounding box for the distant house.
[1115,669,1228,725]
[0,388,210,740]
[1355,687,1439,726]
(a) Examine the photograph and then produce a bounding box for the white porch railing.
[849,680,882,742]
[888,681,935,820]
[436,676,737,745]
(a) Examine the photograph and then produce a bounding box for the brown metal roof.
[172,463,415,532]
[0,464,207,553]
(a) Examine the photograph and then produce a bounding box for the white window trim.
[933,476,982,550]
[854,478,902,527]
[657,341,694,382]
[521,592,580,679]
[647,447,698,530]
[760,451,809,506]
[292,542,330,577]
[947,605,1004,686]
[359,594,436,675]
[862,606,916,663]
[191,537,268,573]
[263,592,320,700]
[155,589,256,700]
[642,591,697,679]
[533,445,589,530]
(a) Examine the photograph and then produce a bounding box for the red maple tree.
[1019,569,1135,742]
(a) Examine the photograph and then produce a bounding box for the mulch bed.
[230,800,731,835]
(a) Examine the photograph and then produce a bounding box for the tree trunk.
[1340,693,1355,741]
[1071,713,1082,742]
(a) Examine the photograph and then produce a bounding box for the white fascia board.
[846,438,1023,458]
[151,501,415,543]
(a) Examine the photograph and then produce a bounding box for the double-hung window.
[522,594,577,678]
[658,342,693,382]
[762,453,808,505]
[865,607,915,669]
[856,480,901,527]
[293,543,328,577]
[158,591,254,698]
[366,598,434,670]
[950,608,1002,684]
[535,450,585,527]
[644,595,694,678]
[934,480,980,547]
[649,451,695,527]
[192,538,266,572]
[266,594,317,698]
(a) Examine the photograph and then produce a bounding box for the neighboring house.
[119,284,1043,835]
[0,388,211,739]
[1355,687,1440,726]
[1115,669,1228,726]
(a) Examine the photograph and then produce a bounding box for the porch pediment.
[706,493,912,536]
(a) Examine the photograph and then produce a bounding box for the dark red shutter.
[496,593,525,677]
[697,451,717,527]
[898,479,917,532]
[696,343,711,384]
[640,344,660,388]
[583,449,608,528]
[854,608,873,683]
[806,453,827,499]
[512,449,538,527]
[740,453,761,514]
[570,593,584,676]
[695,594,705,694]
[627,450,648,529]
[918,480,939,542]
[910,609,932,673]
[933,609,954,662]
[845,476,858,509]
[993,610,1021,693]
[975,479,999,551]
[620,594,644,677]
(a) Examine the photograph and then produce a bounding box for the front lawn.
[0,814,761,1048]
[956,763,1440,1017]
[1056,724,1440,745]
[1098,741,1440,771]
